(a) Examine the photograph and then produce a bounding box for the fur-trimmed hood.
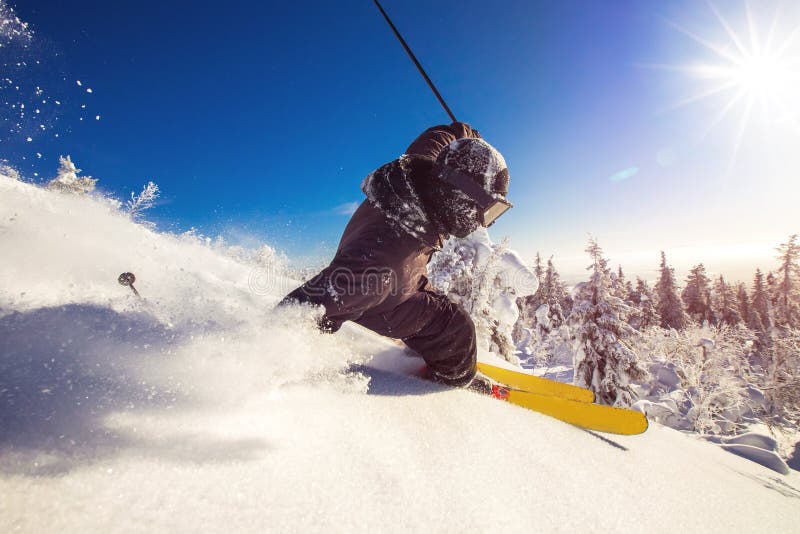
[361,154,442,248]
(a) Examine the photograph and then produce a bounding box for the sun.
[734,53,790,96]
[661,1,800,166]
[682,28,797,111]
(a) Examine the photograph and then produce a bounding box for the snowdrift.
[1,174,799,533]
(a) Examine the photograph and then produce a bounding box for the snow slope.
[1,174,799,533]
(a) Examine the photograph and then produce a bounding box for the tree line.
[515,235,800,434]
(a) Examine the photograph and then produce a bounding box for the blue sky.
[3,0,799,281]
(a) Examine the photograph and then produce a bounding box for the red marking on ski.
[491,384,510,400]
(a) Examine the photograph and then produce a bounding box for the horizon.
[548,238,788,286]
[2,0,798,287]
[254,231,791,287]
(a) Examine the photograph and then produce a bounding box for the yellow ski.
[477,362,595,403]
[494,386,649,435]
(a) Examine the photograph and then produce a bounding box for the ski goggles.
[437,167,513,227]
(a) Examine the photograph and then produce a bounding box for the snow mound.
[720,444,790,475]
[703,433,791,475]
[2,173,800,532]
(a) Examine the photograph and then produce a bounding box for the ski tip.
[626,413,649,435]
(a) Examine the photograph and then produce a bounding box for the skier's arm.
[282,261,395,333]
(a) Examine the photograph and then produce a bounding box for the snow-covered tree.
[766,271,781,311]
[533,252,544,285]
[774,234,800,329]
[611,265,630,301]
[682,264,713,325]
[736,283,750,327]
[712,275,742,326]
[0,161,21,181]
[763,328,800,422]
[629,277,659,330]
[513,252,544,343]
[528,321,573,371]
[750,269,774,352]
[656,251,689,330]
[429,229,538,364]
[542,257,570,327]
[514,255,570,345]
[636,324,755,434]
[570,239,644,407]
[46,155,97,195]
[126,181,160,220]
[521,257,572,365]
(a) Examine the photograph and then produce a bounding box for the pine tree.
[630,277,659,330]
[766,271,780,310]
[533,252,544,286]
[750,269,773,353]
[542,257,568,328]
[765,328,800,420]
[611,265,629,300]
[519,257,571,354]
[570,239,645,407]
[774,234,800,329]
[682,264,713,325]
[521,257,572,368]
[736,283,750,326]
[711,275,741,326]
[514,252,544,343]
[656,251,689,330]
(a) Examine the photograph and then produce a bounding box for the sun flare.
[663,2,800,167]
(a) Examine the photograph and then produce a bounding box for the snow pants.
[355,290,477,387]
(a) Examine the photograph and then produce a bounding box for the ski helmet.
[434,138,509,196]
[429,138,512,236]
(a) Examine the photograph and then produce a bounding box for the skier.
[282,122,512,387]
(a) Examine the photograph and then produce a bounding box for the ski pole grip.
[118,272,141,298]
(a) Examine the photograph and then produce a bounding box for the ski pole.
[372,0,458,123]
